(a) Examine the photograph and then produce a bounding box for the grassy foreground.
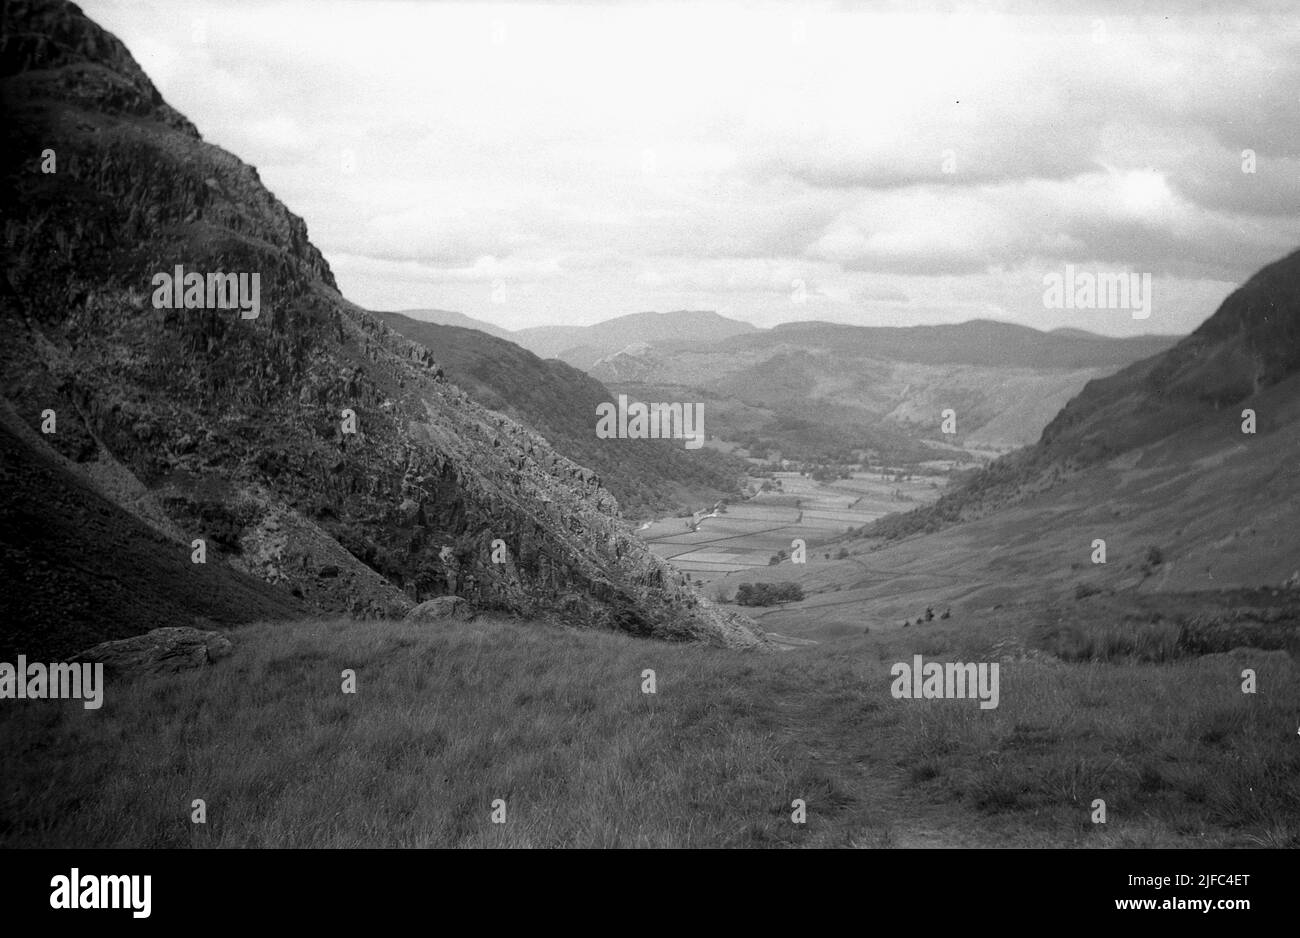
[2,614,1296,848]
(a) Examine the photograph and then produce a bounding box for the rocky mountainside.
[0,413,306,660]
[374,312,748,520]
[0,0,766,649]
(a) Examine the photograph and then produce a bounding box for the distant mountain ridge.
[386,306,1180,454]
[723,319,1178,369]
[403,308,1174,371]
[581,319,1180,455]
[511,310,758,367]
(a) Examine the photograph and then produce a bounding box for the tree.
[735,582,805,606]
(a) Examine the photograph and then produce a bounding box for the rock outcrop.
[72,627,233,677]
[406,596,476,624]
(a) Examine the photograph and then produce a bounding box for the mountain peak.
[1,0,198,135]
[1,0,766,651]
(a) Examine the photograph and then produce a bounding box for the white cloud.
[82,0,1300,335]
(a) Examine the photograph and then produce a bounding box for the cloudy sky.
[87,0,1299,335]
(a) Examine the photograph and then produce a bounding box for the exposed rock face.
[0,417,307,661]
[0,0,768,649]
[72,627,233,677]
[406,596,475,623]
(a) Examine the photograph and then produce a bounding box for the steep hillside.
[0,0,765,648]
[374,311,748,519]
[0,416,307,660]
[713,258,1300,638]
[870,249,1300,542]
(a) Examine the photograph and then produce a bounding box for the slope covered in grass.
[2,614,1294,848]
[869,248,1300,541]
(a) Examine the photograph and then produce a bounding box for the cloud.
[81,0,1300,335]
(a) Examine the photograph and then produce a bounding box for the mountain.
[391,308,514,340]
[726,319,1177,369]
[0,0,765,649]
[371,314,1173,458]
[587,320,1179,456]
[373,312,748,519]
[711,251,1300,643]
[513,310,759,367]
[869,248,1300,590]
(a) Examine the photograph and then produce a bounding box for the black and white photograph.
[0,0,1295,915]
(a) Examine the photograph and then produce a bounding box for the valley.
[639,469,943,579]
[1,0,1296,856]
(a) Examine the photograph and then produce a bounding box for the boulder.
[72,627,233,677]
[405,595,476,623]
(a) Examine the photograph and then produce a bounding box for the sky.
[85,0,1300,336]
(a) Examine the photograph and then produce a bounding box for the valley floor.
[3,611,1295,848]
[639,469,943,581]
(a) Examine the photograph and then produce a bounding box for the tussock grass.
[1033,614,1300,663]
[1033,619,1186,663]
[2,615,1296,847]
[0,618,863,847]
[890,654,1300,846]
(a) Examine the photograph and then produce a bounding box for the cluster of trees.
[735,582,804,606]
[808,466,854,482]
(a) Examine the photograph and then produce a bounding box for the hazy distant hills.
[513,310,759,367]
[374,312,748,519]
[725,319,1177,369]
[396,308,759,369]
[585,319,1179,455]
[392,310,1178,457]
